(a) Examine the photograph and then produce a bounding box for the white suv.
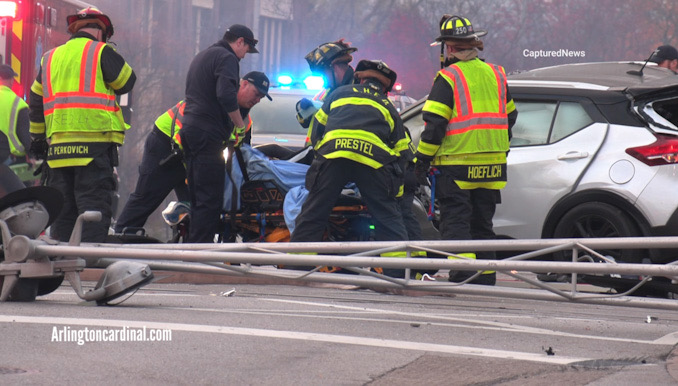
[402,61,678,264]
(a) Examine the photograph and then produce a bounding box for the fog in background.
[87,0,677,240]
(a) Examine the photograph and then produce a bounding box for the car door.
[495,97,607,239]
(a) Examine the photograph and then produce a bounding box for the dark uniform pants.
[398,162,422,241]
[115,127,188,233]
[48,145,117,243]
[436,166,501,260]
[180,126,226,243]
[291,157,407,243]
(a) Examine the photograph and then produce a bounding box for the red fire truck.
[0,0,96,99]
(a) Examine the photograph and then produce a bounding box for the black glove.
[30,138,49,160]
[414,160,430,186]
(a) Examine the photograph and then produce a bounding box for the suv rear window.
[653,99,678,127]
[511,101,593,146]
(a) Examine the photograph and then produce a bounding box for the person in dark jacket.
[292,60,410,247]
[114,72,271,235]
[179,24,258,243]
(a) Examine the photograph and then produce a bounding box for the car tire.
[552,202,644,264]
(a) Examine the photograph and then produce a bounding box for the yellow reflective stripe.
[323,151,383,169]
[506,99,516,114]
[330,96,394,131]
[455,180,506,189]
[416,140,440,157]
[47,158,93,167]
[422,99,453,120]
[50,131,125,144]
[314,107,328,125]
[396,183,404,197]
[110,62,133,90]
[7,97,24,154]
[381,251,407,257]
[447,252,494,273]
[381,251,427,257]
[31,80,43,96]
[392,137,410,155]
[432,152,506,165]
[447,252,476,260]
[30,121,46,134]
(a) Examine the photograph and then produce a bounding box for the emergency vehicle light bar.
[0,1,17,18]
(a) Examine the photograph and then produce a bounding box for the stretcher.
[162,144,376,245]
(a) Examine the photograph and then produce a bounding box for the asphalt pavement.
[2,271,678,385]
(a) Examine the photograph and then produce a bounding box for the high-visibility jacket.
[312,81,409,170]
[231,114,252,147]
[417,58,515,189]
[155,101,186,145]
[0,85,28,156]
[31,37,133,167]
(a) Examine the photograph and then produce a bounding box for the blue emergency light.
[277,75,293,86]
[303,75,325,90]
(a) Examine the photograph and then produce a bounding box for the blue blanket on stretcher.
[223,145,310,230]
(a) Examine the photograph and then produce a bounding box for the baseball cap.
[225,24,259,54]
[650,45,678,63]
[243,71,272,101]
[0,64,17,80]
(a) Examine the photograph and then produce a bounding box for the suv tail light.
[626,134,678,166]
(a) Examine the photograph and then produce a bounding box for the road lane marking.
[0,315,589,365]
[260,298,678,346]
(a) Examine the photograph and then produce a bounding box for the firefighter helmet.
[304,39,358,74]
[66,7,114,40]
[354,60,397,93]
[435,15,486,42]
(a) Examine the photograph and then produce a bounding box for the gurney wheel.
[37,276,65,296]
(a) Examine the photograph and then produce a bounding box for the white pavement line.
[48,290,201,297]
[653,332,678,346]
[0,315,587,365]
[261,298,675,346]
[161,306,670,346]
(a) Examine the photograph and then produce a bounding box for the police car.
[249,87,315,152]
[249,76,417,153]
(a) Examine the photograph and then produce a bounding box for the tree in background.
[360,9,438,98]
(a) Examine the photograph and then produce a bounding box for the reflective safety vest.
[159,101,252,149]
[155,101,186,145]
[232,114,252,147]
[0,85,28,156]
[314,85,404,169]
[36,37,131,167]
[418,59,514,189]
